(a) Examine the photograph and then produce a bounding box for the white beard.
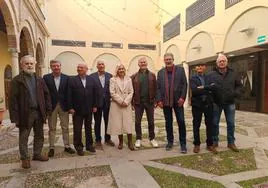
[23,69,35,75]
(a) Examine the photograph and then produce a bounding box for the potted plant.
[0,97,5,126]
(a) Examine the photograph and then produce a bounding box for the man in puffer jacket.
[208,53,242,152]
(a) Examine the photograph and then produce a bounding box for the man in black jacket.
[190,62,217,154]
[156,53,188,153]
[43,60,75,157]
[68,63,97,155]
[208,53,242,152]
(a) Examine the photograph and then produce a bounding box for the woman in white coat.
[107,64,134,150]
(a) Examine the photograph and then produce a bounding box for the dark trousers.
[19,109,44,160]
[93,102,111,142]
[73,113,93,151]
[192,104,213,146]
[163,104,186,146]
[134,102,155,140]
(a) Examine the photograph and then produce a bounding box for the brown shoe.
[228,144,239,152]
[207,146,218,154]
[21,160,31,169]
[213,143,219,148]
[193,145,200,153]
[32,155,49,161]
[127,134,134,151]
[105,140,115,147]
[118,135,123,150]
[95,142,103,150]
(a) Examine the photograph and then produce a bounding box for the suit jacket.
[90,72,112,108]
[190,74,216,107]
[9,72,52,128]
[43,73,69,111]
[68,75,97,115]
[156,65,188,105]
[131,69,156,105]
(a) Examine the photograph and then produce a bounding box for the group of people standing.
[9,52,242,169]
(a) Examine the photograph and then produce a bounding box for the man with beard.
[9,55,52,169]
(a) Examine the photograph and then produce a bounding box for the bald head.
[77,63,88,77]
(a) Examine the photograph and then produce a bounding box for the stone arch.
[92,53,121,74]
[186,31,215,63]
[0,0,18,50]
[165,44,181,65]
[19,26,35,63]
[127,55,156,75]
[223,6,268,53]
[55,51,86,76]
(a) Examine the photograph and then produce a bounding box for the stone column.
[9,48,19,78]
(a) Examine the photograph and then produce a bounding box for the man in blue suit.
[43,60,75,157]
[91,60,114,150]
[156,53,188,153]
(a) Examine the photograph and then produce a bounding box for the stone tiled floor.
[0,108,268,187]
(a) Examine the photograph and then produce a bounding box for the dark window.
[128,44,156,50]
[52,40,86,47]
[186,0,215,30]
[92,42,123,49]
[163,14,180,42]
[225,0,242,9]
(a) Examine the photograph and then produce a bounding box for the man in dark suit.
[68,63,97,155]
[91,60,114,150]
[156,53,188,153]
[43,60,75,157]
[190,62,217,154]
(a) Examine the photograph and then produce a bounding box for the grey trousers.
[19,109,44,160]
[48,104,70,149]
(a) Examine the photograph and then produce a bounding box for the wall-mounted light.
[239,27,255,36]
[191,44,201,51]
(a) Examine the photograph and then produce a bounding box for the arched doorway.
[19,27,34,70]
[55,51,86,76]
[4,65,12,109]
[36,43,43,76]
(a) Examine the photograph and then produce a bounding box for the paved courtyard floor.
[0,108,268,188]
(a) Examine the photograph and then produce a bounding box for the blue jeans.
[213,103,236,144]
[163,105,186,146]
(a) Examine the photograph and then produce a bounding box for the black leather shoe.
[77,150,84,156]
[165,142,173,151]
[48,149,54,157]
[64,147,75,154]
[86,146,96,153]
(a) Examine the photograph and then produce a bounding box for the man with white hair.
[9,55,52,169]
[208,53,242,152]
[68,63,97,155]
